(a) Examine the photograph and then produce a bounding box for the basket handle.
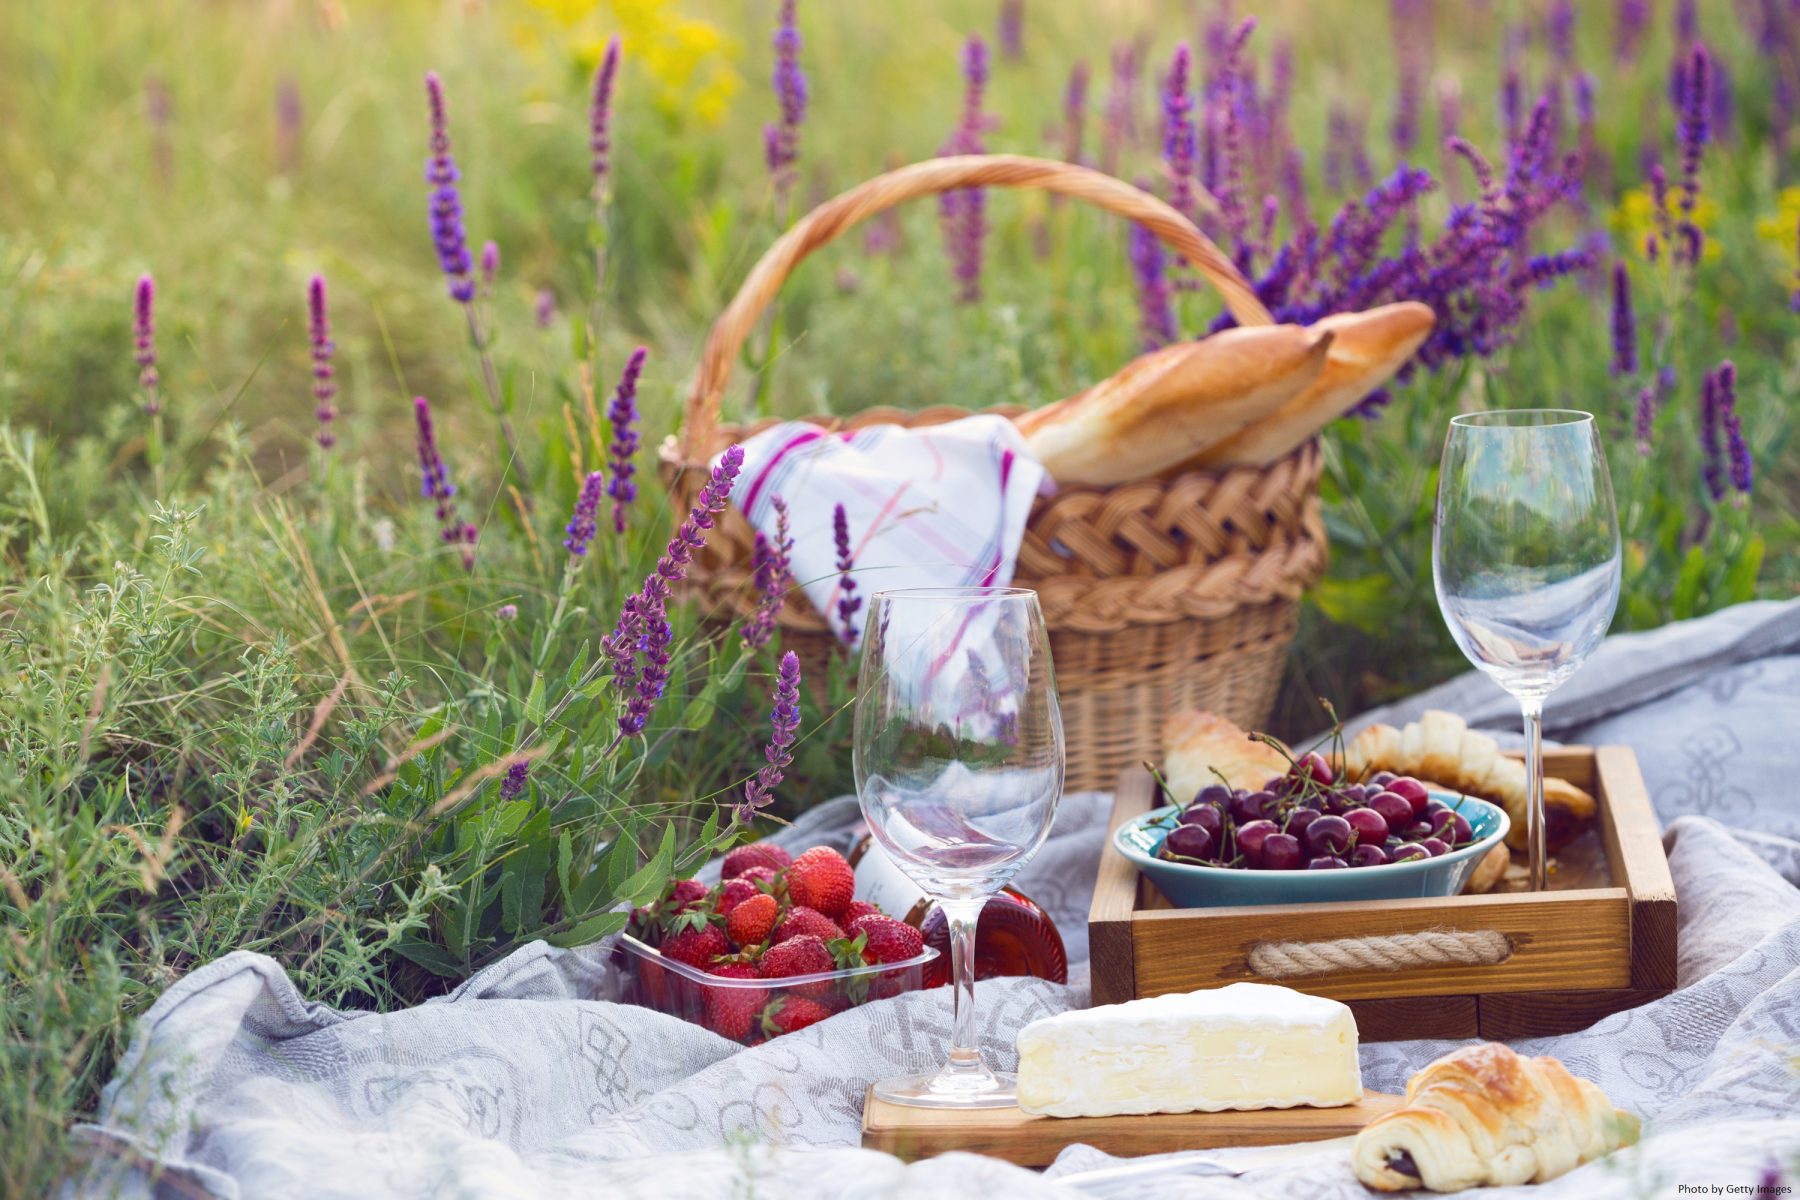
[678,153,1274,462]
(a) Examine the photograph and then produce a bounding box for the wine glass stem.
[1521,696,1547,892]
[939,896,987,1079]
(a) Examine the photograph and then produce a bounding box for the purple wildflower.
[997,0,1024,60]
[480,241,499,291]
[1675,0,1697,43]
[1610,261,1637,376]
[275,77,302,174]
[1635,385,1655,454]
[1389,0,1431,157]
[1100,40,1141,177]
[1129,220,1177,350]
[308,275,337,450]
[607,347,647,534]
[1699,369,1725,501]
[1714,361,1752,495]
[742,495,793,650]
[1791,211,1800,312]
[1547,0,1576,64]
[591,35,620,205]
[499,758,529,800]
[1615,0,1650,62]
[133,274,160,414]
[1212,19,1256,252]
[1500,65,1523,146]
[765,0,808,202]
[1060,61,1089,164]
[414,396,478,570]
[608,446,745,737]
[1672,44,1711,264]
[832,503,861,646]
[497,603,518,621]
[939,36,991,304]
[535,289,556,328]
[1647,162,1674,261]
[564,469,606,558]
[1160,44,1198,220]
[739,650,801,822]
[423,72,475,304]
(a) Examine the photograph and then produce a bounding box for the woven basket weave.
[662,155,1328,791]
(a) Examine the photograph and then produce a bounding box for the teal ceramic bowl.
[1113,791,1511,907]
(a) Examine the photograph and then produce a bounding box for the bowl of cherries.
[1113,752,1510,908]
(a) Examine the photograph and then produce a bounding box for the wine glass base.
[872,1069,1018,1109]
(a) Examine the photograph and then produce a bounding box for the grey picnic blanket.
[71,600,1800,1199]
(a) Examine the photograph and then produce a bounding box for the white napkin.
[724,414,1046,643]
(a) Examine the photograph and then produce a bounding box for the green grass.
[1,0,1797,1192]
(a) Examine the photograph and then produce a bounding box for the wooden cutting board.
[861,1088,1402,1166]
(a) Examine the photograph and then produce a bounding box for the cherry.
[1444,812,1474,846]
[1305,814,1355,858]
[1389,842,1430,863]
[1284,808,1321,841]
[1193,783,1235,809]
[1235,819,1280,866]
[1386,777,1431,816]
[1260,832,1303,870]
[1350,844,1390,868]
[1162,823,1215,862]
[1418,837,1451,858]
[1291,751,1335,789]
[1344,807,1390,844]
[1369,770,1398,788]
[1178,803,1225,844]
[1307,855,1349,869]
[1369,792,1414,831]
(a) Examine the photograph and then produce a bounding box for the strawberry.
[847,915,924,965]
[726,892,779,947]
[701,962,767,1041]
[715,877,757,916]
[760,994,834,1037]
[723,843,793,879]
[661,923,730,970]
[840,899,884,926]
[738,865,781,892]
[787,847,855,918]
[772,905,842,945]
[668,878,709,910]
[757,934,835,997]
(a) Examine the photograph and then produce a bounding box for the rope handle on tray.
[676,153,1274,463]
[1246,929,1513,979]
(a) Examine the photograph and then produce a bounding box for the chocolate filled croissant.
[1352,1043,1639,1192]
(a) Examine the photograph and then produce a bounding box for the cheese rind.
[1014,982,1363,1118]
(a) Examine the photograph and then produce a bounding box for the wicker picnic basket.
[662,155,1328,791]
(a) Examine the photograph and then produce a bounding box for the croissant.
[1352,1042,1639,1191]
[1338,710,1597,852]
[1160,709,1292,799]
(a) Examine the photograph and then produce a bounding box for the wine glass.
[1433,410,1620,891]
[853,587,1064,1109]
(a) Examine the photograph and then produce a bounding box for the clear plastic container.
[612,932,940,1045]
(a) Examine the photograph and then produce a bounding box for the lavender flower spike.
[414,396,478,569]
[939,36,992,303]
[563,469,606,558]
[833,502,862,646]
[499,758,530,800]
[424,72,475,304]
[1609,261,1637,377]
[134,274,160,415]
[739,650,802,822]
[480,241,499,290]
[610,445,746,738]
[1634,385,1655,455]
[607,346,647,534]
[741,495,793,650]
[1675,44,1711,262]
[1128,220,1177,350]
[765,0,808,199]
[1715,361,1752,495]
[591,35,620,205]
[1160,43,1197,221]
[308,276,337,449]
[997,0,1024,60]
[1699,370,1725,502]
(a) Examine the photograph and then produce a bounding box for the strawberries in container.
[614,843,940,1044]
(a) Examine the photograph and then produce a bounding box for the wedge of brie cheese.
[1014,982,1363,1118]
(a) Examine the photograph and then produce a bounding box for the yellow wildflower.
[1754,185,1800,268]
[1610,185,1721,263]
[519,0,740,128]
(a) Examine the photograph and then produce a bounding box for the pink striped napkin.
[722,414,1046,644]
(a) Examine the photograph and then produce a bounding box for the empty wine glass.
[1433,410,1620,891]
[854,587,1064,1108]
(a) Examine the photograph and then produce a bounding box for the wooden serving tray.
[1089,746,1677,1040]
[861,1088,1402,1166]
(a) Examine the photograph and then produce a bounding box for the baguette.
[1160,709,1291,801]
[1018,324,1333,485]
[1172,302,1435,471]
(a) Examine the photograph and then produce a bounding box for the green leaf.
[556,832,575,910]
[392,937,465,978]
[1671,544,1707,620]
[1722,534,1765,603]
[545,910,627,949]
[611,824,677,909]
[1309,575,1397,635]
[501,808,554,936]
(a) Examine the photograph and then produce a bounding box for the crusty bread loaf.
[1018,325,1333,485]
[1160,709,1291,801]
[1172,302,1435,471]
